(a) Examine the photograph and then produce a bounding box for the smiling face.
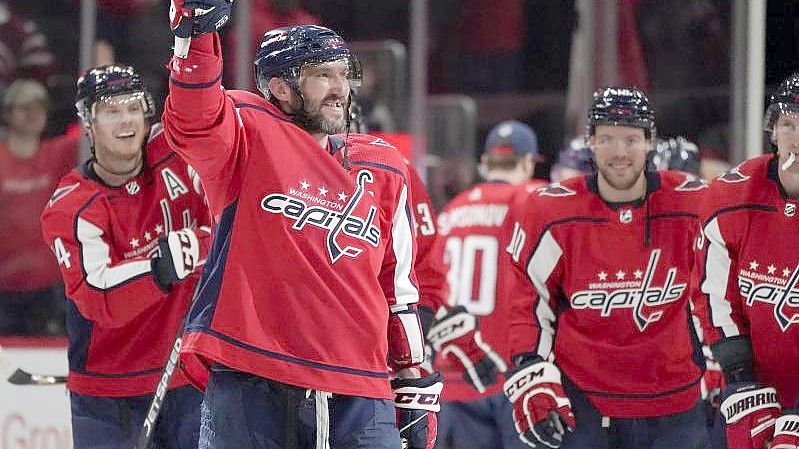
[90,93,147,162]
[590,124,650,192]
[293,59,351,135]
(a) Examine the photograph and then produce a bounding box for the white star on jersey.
[634,269,643,279]
[130,238,140,248]
[300,180,310,190]
[154,224,164,234]
[749,260,759,271]
[338,192,347,201]
[598,271,608,281]
[784,268,792,277]
[318,186,328,196]
[144,231,152,241]
[616,270,626,280]
[768,264,776,275]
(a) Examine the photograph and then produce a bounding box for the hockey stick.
[0,346,67,386]
[174,36,191,59]
[132,335,183,449]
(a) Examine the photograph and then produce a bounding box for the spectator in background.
[0,1,57,92]
[0,79,77,335]
[225,0,321,87]
[550,138,595,182]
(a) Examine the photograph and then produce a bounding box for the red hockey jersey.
[698,155,799,407]
[39,126,212,397]
[435,180,532,401]
[163,34,419,400]
[406,163,448,311]
[507,171,707,417]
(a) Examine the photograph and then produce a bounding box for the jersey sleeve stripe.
[77,217,152,290]
[526,229,562,358]
[391,183,420,307]
[701,217,741,337]
[168,71,223,89]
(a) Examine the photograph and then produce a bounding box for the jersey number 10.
[443,235,498,316]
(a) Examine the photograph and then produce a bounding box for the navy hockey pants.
[197,367,401,449]
[560,380,710,449]
[435,392,528,449]
[70,384,202,449]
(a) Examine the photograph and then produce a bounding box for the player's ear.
[268,77,292,103]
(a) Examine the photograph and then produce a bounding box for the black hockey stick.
[132,335,183,449]
[0,346,67,385]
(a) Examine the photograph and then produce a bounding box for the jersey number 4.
[443,235,497,316]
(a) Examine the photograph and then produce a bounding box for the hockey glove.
[701,345,725,419]
[392,372,443,449]
[719,383,781,449]
[426,306,507,393]
[152,228,201,290]
[503,358,575,448]
[170,0,232,39]
[769,414,799,449]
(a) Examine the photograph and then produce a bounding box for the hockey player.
[503,87,709,448]
[163,2,440,448]
[431,120,543,449]
[40,64,212,449]
[698,72,799,449]
[550,138,595,183]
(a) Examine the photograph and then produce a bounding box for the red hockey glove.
[503,358,574,448]
[388,306,426,370]
[426,306,507,393]
[701,345,725,409]
[720,383,781,449]
[770,414,799,449]
[392,372,443,449]
[169,0,232,39]
[152,228,206,290]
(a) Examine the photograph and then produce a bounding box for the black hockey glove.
[170,0,233,39]
[392,372,443,449]
[152,228,201,291]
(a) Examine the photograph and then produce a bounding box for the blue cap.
[484,120,541,158]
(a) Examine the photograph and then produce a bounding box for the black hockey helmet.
[764,72,799,132]
[587,86,656,139]
[75,64,155,124]
[651,136,701,176]
[253,25,361,98]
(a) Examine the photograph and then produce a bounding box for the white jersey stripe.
[78,217,152,290]
[391,183,420,307]
[702,217,741,337]
[526,230,562,358]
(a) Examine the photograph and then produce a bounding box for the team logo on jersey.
[537,183,576,197]
[738,261,799,331]
[570,249,686,332]
[261,169,381,263]
[47,182,80,207]
[717,166,750,183]
[786,204,796,217]
[125,180,140,195]
[619,208,633,224]
[675,175,709,192]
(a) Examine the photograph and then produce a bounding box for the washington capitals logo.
[261,170,380,263]
[570,249,686,331]
[738,262,799,331]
